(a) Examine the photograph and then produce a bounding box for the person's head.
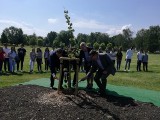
[80,42,87,51]
[21,44,24,48]
[89,50,98,61]
[11,46,15,52]
[56,48,63,58]
[45,47,49,52]
[32,48,35,52]
[140,49,143,53]
[3,43,7,48]
[37,48,41,52]
[144,50,148,54]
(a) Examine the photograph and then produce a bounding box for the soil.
[0,85,159,120]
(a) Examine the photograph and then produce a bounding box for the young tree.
[64,9,75,48]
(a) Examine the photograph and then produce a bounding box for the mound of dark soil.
[0,85,159,120]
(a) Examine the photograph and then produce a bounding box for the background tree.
[29,33,37,46]
[111,34,125,49]
[76,33,89,45]
[46,31,57,46]
[37,38,43,47]
[55,30,71,46]
[1,32,8,44]
[1,26,24,45]
[134,25,160,52]
[100,43,106,51]
[93,42,99,50]
[122,28,133,50]
[106,43,113,52]
[53,39,60,48]
[147,26,160,52]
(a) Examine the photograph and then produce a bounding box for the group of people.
[124,47,148,72]
[0,43,51,73]
[0,43,26,73]
[49,42,116,96]
[0,42,149,96]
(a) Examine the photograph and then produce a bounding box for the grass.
[0,46,160,91]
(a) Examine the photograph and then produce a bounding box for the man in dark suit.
[81,50,116,96]
[49,48,67,89]
[78,42,93,89]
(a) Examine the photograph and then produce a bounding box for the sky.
[0,0,160,37]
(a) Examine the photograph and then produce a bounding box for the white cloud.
[106,24,133,36]
[73,18,133,36]
[48,18,58,24]
[73,19,108,29]
[121,24,132,30]
[0,19,47,36]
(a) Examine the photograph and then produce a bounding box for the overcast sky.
[0,0,160,37]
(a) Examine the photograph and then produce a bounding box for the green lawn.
[0,46,160,91]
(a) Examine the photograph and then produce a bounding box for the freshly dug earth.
[0,85,159,120]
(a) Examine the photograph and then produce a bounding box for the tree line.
[0,25,160,53]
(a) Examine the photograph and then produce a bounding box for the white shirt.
[137,51,143,61]
[126,49,133,59]
[3,47,11,58]
[109,51,116,60]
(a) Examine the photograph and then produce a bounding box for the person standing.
[0,47,5,73]
[137,49,143,71]
[80,50,116,96]
[116,48,123,70]
[44,47,50,71]
[36,48,43,72]
[29,48,36,73]
[3,43,10,72]
[49,48,65,89]
[8,46,17,73]
[124,47,134,71]
[142,50,148,71]
[79,42,93,89]
[109,48,116,67]
[17,44,26,72]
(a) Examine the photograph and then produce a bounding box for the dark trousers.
[143,62,148,71]
[50,72,64,88]
[125,59,131,70]
[44,58,49,71]
[36,58,42,71]
[17,58,24,71]
[116,60,122,70]
[94,69,109,94]
[137,60,142,71]
[4,58,10,71]
[0,61,3,72]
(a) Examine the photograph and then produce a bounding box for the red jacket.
[0,51,5,61]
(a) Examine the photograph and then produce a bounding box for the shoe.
[88,84,93,89]
[72,83,76,87]
[60,86,64,90]
[50,86,57,90]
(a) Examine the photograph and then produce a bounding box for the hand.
[52,73,58,79]
[103,70,107,74]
